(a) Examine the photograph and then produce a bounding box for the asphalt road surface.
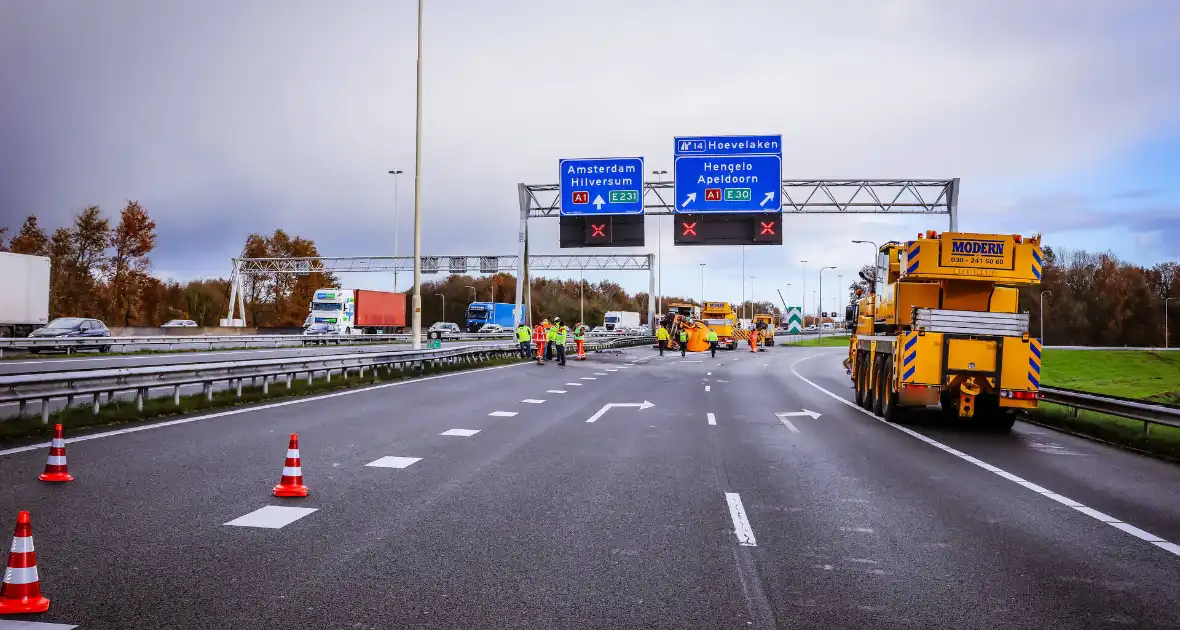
[1,345,1177,629]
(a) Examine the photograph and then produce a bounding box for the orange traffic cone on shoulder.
[38,424,73,482]
[0,511,51,615]
[273,433,309,497]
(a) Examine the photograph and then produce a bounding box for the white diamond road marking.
[789,353,1180,559]
[546,390,567,394]
[365,456,422,468]
[489,411,518,417]
[225,505,318,529]
[441,429,480,437]
[521,399,546,404]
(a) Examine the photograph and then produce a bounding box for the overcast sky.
[2,0,1178,315]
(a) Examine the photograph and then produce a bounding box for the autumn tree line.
[5,206,1175,343]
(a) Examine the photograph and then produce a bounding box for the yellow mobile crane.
[846,230,1043,432]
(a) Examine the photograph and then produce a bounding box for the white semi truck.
[603,310,640,331]
[0,252,51,338]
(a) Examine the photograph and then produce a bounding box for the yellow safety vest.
[707,330,718,342]
[656,328,669,341]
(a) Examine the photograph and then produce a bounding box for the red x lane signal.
[682,222,697,236]
[760,222,776,235]
[590,223,606,237]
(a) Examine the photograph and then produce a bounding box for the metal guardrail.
[0,336,655,423]
[0,332,518,356]
[1039,386,1180,434]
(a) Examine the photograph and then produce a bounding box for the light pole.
[387,169,404,292]
[818,266,836,343]
[1167,297,1174,348]
[652,169,667,313]
[749,276,756,316]
[465,285,477,303]
[699,263,706,308]
[1040,290,1052,344]
[434,292,444,324]
[799,260,808,325]
[579,268,584,324]
[409,0,425,349]
[741,247,747,318]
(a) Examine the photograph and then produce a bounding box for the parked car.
[301,322,340,344]
[161,319,198,328]
[27,317,112,353]
[478,323,508,334]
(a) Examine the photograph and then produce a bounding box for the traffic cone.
[0,511,51,615]
[273,433,309,497]
[38,424,73,483]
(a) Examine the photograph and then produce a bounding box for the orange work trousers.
[576,339,585,359]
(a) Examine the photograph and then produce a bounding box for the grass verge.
[0,339,410,361]
[0,355,526,445]
[1041,349,1180,403]
[783,335,851,348]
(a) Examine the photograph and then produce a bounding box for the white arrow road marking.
[760,191,775,207]
[593,194,605,210]
[725,492,757,546]
[681,192,697,208]
[777,417,800,433]
[585,400,655,423]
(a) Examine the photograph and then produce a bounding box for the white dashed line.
[705,385,711,392]
[225,506,317,529]
[581,377,597,380]
[441,429,480,437]
[565,383,583,386]
[606,369,619,372]
[707,371,712,376]
[488,411,518,417]
[839,527,875,534]
[707,413,717,426]
[546,390,567,394]
[725,492,757,546]
[594,372,608,376]
[521,399,546,404]
[366,456,422,468]
[789,354,1180,559]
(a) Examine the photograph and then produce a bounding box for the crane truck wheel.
[880,364,905,424]
[853,358,866,408]
[872,361,887,416]
[863,358,877,412]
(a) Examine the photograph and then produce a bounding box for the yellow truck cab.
[701,302,739,350]
[846,230,1043,432]
[752,314,777,346]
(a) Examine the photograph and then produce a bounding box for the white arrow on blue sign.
[559,157,645,216]
[673,135,782,213]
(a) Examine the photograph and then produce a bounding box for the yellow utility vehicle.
[701,302,739,350]
[752,313,777,346]
[845,230,1043,432]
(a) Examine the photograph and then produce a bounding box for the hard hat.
[554,317,561,323]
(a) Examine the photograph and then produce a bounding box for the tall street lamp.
[434,292,444,324]
[799,260,808,324]
[818,266,836,343]
[465,285,477,303]
[699,263,706,308]
[749,276,756,316]
[1040,290,1052,344]
[1167,297,1175,348]
[652,169,667,313]
[387,169,404,292]
[409,0,426,349]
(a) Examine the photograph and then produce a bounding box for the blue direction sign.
[559,157,645,216]
[674,135,782,213]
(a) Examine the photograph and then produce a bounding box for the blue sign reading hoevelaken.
[559,157,645,215]
[674,135,782,213]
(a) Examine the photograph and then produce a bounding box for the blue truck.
[464,302,516,333]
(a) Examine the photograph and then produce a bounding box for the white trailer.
[0,252,51,337]
[603,311,640,331]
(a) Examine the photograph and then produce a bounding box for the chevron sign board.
[785,307,803,333]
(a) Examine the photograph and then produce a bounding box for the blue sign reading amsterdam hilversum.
[674,135,781,213]
[559,157,645,216]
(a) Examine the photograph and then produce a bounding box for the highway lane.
[0,346,1177,628]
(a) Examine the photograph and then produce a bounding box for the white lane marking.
[777,416,800,433]
[581,377,597,380]
[763,364,768,367]
[488,411,517,417]
[441,429,480,437]
[715,363,723,367]
[789,354,1180,559]
[839,527,875,533]
[705,385,711,392]
[0,361,525,458]
[565,383,583,386]
[707,371,712,376]
[225,506,317,529]
[0,621,80,629]
[521,399,546,404]
[680,360,702,363]
[366,456,421,468]
[546,390,567,394]
[707,413,717,426]
[605,369,619,372]
[725,492,757,547]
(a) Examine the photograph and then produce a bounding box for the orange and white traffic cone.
[273,433,309,497]
[0,511,51,615]
[38,424,73,483]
